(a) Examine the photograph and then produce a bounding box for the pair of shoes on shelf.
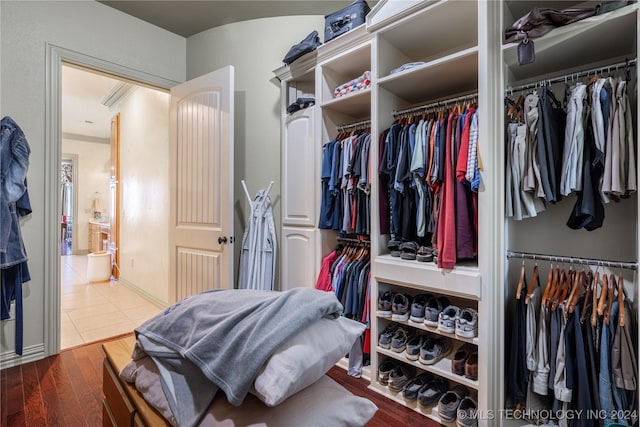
[418,336,452,365]
[400,241,419,260]
[438,306,479,338]
[409,293,433,323]
[392,293,412,321]
[417,245,435,262]
[377,359,414,392]
[424,296,450,327]
[378,291,412,321]
[452,344,478,380]
[437,385,477,426]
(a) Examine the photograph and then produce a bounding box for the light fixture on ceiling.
[85,120,94,124]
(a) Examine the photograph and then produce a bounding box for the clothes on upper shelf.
[333,71,371,98]
[1,116,32,356]
[318,130,371,238]
[379,107,479,269]
[507,266,638,427]
[505,75,636,230]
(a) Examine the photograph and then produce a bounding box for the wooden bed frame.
[102,336,170,427]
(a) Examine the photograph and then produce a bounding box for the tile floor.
[60,255,164,349]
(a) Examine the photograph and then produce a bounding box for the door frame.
[44,44,179,356]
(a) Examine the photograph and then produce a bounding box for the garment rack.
[337,119,371,133]
[393,91,478,118]
[506,57,637,95]
[337,236,370,246]
[506,250,637,271]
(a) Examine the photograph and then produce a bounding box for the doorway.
[58,61,169,349]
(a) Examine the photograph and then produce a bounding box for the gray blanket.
[133,288,343,427]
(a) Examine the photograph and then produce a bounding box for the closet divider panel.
[368,1,484,424]
[500,2,639,425]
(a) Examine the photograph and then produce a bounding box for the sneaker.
[391,327,411,353]
[438,305,462,334]
[391,293,411,321]
[417,377,448,407]
[456,396,478,427]
[438,386,468,423]
[402,372,432,401]
[377,359,397,385]
[424,296,450,327]
[388,364,414,392]
[456,308,478,338]
[405,334,424,361]
[418,337,452,365]
[409,293,432,323]
[378,324,398,349]
[378,291,393,317]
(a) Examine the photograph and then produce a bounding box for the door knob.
[218,236,228,244]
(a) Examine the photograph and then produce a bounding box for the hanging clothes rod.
[506,251,638,270]
[506,57,637,94]
[337,119,371,133]
[337,236,370,246]
[393,91,478,117]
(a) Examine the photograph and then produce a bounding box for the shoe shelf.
[376,346,479,390]
[368,382,457,426]
[377,315,480,346]
[374,255,482,300]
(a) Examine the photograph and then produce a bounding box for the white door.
[169,66,234,303]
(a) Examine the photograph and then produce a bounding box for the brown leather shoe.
[464,350,478,380]
[452,344,475,375]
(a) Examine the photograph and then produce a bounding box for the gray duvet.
[132,288,343,427]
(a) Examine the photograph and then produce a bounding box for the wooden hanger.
[515,260,526,300]
[551,269,567,311]
[557,269,574,311]
[567,270,585,316]
[604,274,615,326]
[525,263,540,304]
[591,271,600,327]
[541,262,555,308]
[580,271,593,323]
[597,273,609,316]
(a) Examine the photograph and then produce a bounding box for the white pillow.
[251,316,365,406]
[202,375,378,427]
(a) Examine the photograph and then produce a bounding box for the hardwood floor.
[2,335,438,427]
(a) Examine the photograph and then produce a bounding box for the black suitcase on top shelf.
[324,0,371,43]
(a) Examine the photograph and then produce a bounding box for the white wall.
[61,139,111,253]
[113,88,171,304]
[0,0,185,363]
[187,16,324,286]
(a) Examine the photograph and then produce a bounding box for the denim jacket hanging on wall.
[1,115,32,355]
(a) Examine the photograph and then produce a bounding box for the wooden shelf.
[374,255,481,300]
[377,346,479,390]
[321,88,372,117]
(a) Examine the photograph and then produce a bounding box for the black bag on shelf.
[324,0,371,43]
[283,30,322,65]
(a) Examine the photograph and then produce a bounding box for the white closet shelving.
[275,1,639,425]
[498,1,639,426]
[366,1,486,424]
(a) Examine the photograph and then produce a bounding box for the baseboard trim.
[117,278,168,309]
[0,343,46,369]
